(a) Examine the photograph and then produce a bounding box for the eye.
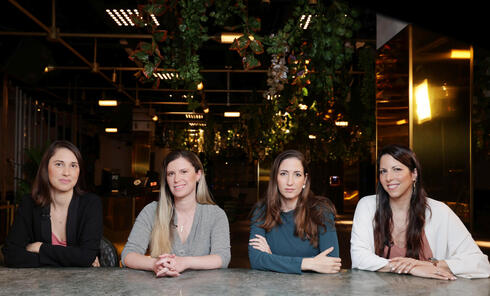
[394,167,402,171]
[181,170,188,174]
[279,172,287,176]
[379,169,387,175]
[295,173,302,177]
[167,172,174,177]
[55,162,63,167]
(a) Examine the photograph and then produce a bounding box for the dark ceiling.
[1,0,487,132]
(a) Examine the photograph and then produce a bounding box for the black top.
[2,193,103,267]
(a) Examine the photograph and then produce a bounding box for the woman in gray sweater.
[122,150,230,277]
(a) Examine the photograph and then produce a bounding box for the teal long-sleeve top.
[248,207,339,274]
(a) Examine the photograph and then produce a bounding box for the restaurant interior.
[1,0,489,268]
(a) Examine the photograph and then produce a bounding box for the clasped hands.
[388,257,456,280]
[153,254,186,277]
[249,234,341,274]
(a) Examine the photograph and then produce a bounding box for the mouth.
[173,184,185,190]
[59,179,71,184]
[284,188,295,193]
[386,183,399,190]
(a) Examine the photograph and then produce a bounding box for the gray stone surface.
[0,267,489,295]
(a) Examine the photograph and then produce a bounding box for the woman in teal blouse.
[248,150,341,274]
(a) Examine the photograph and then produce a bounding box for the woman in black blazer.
[2,140,102,267]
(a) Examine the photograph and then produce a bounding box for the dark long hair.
[374,144,430,259]
[253,150,336,248]
[31,140,85,207]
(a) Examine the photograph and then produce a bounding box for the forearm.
[376,263,392,272]
[181,254,222,271]
[124,252,157,271]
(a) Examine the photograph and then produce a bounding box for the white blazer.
[350,194,490,278]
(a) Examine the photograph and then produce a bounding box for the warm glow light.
[476,241,490,248]
[450,49,471,59]
[224,112,240,117]
[197,82,204,90]
[415,79,432,124]
[220,32,244,43]
[105,128,118,133]
[98,100,118,106]
[335,220,353,225]
[308,134,316,139]
[185,113,204,120]
[203,107,210,114]
[298,104,308,110]
[335,121,349,127]
[396,119,408,125]
[152,115,158,122]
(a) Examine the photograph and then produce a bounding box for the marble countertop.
[0,268,488,296]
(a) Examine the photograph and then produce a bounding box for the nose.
[173,173,181,183]
[62,165,70,176]
[385,170,393,181]
[287,174,294,185]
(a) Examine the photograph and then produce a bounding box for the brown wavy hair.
[252,150,336,248]
[374,144,430,259]
[31,140,85,207]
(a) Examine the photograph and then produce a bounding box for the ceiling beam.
[7,0,136,103]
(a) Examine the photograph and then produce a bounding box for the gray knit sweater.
[121,202,231,268]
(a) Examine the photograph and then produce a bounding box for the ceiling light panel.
[106,9,159,27]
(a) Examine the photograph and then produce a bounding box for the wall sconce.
[220,32,244,44]
[98,100,118,106]
[224,112,240,117]
[105,128,118,133]
[450,49,471,59]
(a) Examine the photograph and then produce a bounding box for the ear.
[304,173,308,186]
[196,169,202,182]
[412,168,418,181]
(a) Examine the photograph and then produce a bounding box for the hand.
[409,263,457,280]
[301,247,342,274]
[389,257,421,274]
[153,254,180,277]
[26,242,43,253]
[249,234,272,254]
[161,255,188,274]
[92,256,100,267]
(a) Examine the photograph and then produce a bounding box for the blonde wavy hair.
[150,150,214,257]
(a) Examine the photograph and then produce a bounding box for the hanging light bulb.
[197,81,204,90]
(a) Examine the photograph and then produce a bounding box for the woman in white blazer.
[351,144,490,279]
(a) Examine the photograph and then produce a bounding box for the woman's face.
[379,154,417,201]
[276,157,307,205]
[166,157,201,200]
[48,148,80,195]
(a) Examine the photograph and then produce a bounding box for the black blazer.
[2,193,103,267]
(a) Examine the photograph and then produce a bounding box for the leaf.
[153,30,168,42]
[249,17,261,32]
[249,39,264,55]
[133,51,149,63]
[243,54,261,69]
[153,78,161,89]
[140,42,153,53]
[143,63,155,79]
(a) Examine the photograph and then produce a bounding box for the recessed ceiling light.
[106,9,159,27]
